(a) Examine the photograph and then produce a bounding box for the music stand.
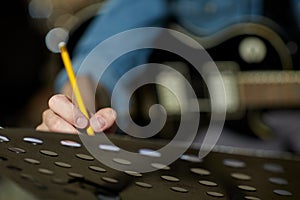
[0,128,299,200]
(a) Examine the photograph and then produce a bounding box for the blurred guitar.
[151,19,300,138]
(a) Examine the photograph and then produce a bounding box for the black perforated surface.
[0,128,299,200]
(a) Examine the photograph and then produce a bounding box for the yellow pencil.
[58,42,94,136]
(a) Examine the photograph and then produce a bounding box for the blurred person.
[36,0,300,155]
[36,0,263,133]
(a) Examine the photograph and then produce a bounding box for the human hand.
[36,94,117,134]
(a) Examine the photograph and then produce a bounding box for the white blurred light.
[45,27,69,53]
[28,0,53,19]
[239,37,267,63]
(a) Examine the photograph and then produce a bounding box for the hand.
[36,94,117,134]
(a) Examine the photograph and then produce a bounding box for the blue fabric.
[55,0,169,92]
[171,0,262,35]
[55,0,263,92]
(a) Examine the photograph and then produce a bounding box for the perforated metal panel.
[0,128,299,200]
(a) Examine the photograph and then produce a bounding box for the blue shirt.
[55,0,264,93]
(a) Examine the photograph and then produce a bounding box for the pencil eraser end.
[58,42,66,49]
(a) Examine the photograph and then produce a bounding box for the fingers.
[36,123,49,132]
[36,93,118,135]
[90,108,117,133]
[48,94,88,129]
[39,109,80,134]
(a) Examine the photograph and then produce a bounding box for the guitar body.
[174,18,300,138]
[137,17,300,139]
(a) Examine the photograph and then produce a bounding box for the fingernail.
[76,117,88,128]
[90,116,106,132]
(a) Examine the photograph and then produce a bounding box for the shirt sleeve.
[55,0,170,93]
